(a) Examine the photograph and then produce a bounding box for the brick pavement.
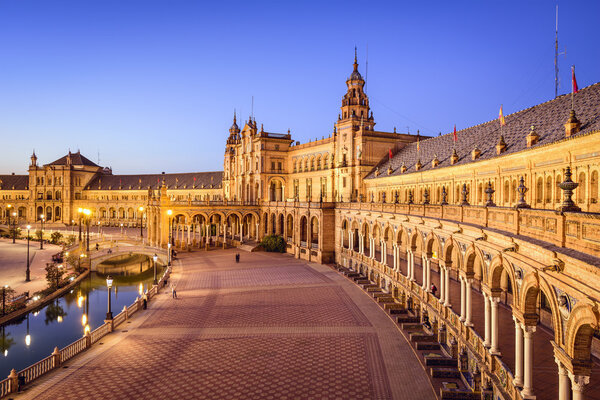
[15,250,435,400]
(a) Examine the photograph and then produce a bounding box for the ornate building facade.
[2,55,600,399]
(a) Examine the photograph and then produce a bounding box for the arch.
[463,245,486,279]
[286,213,294,240]
[424,232,441,258]
[443,238,462,272]
[520,273,563,343]
[300,216,308,244]
[564,304,600,361]
[310,216,319,247]
[488,255,518,306]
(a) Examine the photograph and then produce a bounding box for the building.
[2,54,600,399]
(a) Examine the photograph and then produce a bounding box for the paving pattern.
[18,250,435,400]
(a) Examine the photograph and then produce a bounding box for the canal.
[0,254,165,378]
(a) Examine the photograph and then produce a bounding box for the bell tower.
[224,111,240,200]
[339,48,374,130]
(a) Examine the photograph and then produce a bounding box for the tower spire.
[353,46,358,71]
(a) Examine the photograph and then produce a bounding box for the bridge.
[88,244,168,270]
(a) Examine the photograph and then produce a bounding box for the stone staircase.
[332,263,483,400]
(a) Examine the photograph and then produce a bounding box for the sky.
[0,0,598,174]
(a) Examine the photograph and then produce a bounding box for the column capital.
[568,372,590,392]
[554,357,567,374]
[522,324,536,336]
[490,296,501,304]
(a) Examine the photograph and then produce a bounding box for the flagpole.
[571,66,575,110]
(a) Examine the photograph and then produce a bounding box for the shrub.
[65,235,76,246]
[259,234,286,253]
[50,232,63,244]
[45,264,65,290]
[35,230,43,241]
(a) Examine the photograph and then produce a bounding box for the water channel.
[0,254,165,378]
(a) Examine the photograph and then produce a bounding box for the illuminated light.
[167,210,172,216]
[3,350,7,357]
[70,277,74,281]
[25,334,31,347]
[82,314,87,326]
[138,283,143,296]
[57,316,63,323]
[84,324,90,335]
[26,225,31,230]
[78,208,82,213]
[77,296,84,308]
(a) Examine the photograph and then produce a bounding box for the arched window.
[504,181,509,204]
[55,191,61,200]
[578,172,586,204]
[536,177,543,203]
[545,176,553,203]
[555,174,562,201]
[591,171,599,203]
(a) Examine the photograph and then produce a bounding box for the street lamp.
[167,210,173,266]
[26,225,31,282]
[78,208,83,243]
[120,223,123,236]
[11,212,17,244]
[39,214,45,249]
[83,209,91,252]
[138,207,144,239]
[106,276,113,320]
[153,254,158,285]
[6,204,11,234]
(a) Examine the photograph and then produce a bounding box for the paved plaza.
[0,239,61,296]
[15,249,435,399]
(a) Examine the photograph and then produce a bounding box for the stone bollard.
[123,305,128,320]
[8,369,18,393]
[105,320,114,333]
[52,347,61,368]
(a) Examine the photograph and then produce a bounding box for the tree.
[45,264,65,290]
[35,230,43,241]
[50,231,63,244]
[65,235,76,246]
[259,234,286,253]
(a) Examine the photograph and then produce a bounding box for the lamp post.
[106,276,113,320]
[120,223,123,236]
[78,208,83,243]
[167,210,173,266]
[83,209,91,252]
[138,207,144,239]
[39,214,45,249]
[26,225,31,282]
[153,254,158,285]
[6,204,11,233]
[11,212,17,244]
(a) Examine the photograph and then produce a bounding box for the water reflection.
[0,254,164,377]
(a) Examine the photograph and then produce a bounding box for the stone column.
[255,223,259,241]
[348,231,353,251]
[490,297,500,354]
[439,264,445,302]
[340,229,344,248]
[513,317,524,387]
[522,325,536,398]
[555,358,570,400]
[444,267,451,307]
[425,257,431,292]
[393,244,398,271]
[422,255,427,290]
[408,250,415,281]
[239,223,244,243]
[459,276,466,322]
[369,238,374,259]
[381,240,386,264]
[483,293,490,347]
[359,234,364,254]
[569,373,589,400]
[465,278,473,326]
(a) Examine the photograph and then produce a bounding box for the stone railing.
[337,202,600,258]
[0,266,171,397]
[341,248,521,400]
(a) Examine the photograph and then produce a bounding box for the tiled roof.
[0,175,28,190]
[85,171,223,190]
[46,151,100,167]
[367,82,600,179]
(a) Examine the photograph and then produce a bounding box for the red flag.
[572,66,579,94]
[389,148,392,160]
[452,125,457,142]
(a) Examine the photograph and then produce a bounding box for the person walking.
[430,283,437,296]
[235,253,240,263]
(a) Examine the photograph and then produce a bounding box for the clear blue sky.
[0,0,598,174]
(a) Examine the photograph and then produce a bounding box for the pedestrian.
[142,294,147,310]
[95,243,99,251]
[172,286,177,299]
[430,283,437,296]
[235,253,240,263]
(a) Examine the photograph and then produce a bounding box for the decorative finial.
[353,46,358,71]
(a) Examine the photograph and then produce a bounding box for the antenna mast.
[554,4,559,98]
[365,44,369,93]
[251,96,254,119]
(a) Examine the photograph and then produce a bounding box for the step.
[401,323,423,331]
[397,316,420,324]
[388,308,408,315]
[410,333,436,343]
[355,279,371,284]
[366,287,382,293]
[440,389,480,400]
[383,303,404,311]
[425,356,457,367]
[430,368,460,379]
[346,272,361,278]
[417,342,441,351]
[377,296,396,304]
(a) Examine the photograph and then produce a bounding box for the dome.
[348,69,363,81]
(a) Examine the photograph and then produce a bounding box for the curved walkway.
[15,249,435,400]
